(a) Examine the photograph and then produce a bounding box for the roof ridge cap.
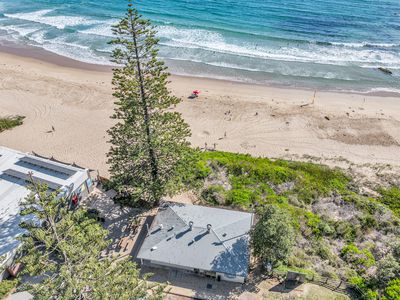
[213,214,251,231]
[166,205,188,226]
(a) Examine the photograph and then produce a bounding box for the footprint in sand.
[240,141,256,149]
[200,130,210,137]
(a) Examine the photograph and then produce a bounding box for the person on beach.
[189,90,200,99]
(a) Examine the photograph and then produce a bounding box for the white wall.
[217,272,245,283]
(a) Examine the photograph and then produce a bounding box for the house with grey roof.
[137,202,254,283]
[0,146,93,280]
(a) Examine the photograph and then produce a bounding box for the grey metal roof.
[137,203,253,277]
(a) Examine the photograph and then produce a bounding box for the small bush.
[378,187,400,218]
[0,279,18,299]
[359,214,378,231]
[341,243,375,272]
[314,239,333,261]
[334,221,358,242]
[0,116,24,132]
[201,185,225,205]
[383,278,400,300]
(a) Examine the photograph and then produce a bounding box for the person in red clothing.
[71,194,79,206]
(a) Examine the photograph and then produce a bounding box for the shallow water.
[0,0,399,93]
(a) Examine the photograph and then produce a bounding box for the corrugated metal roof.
[137,203,252,277]
[0,146,89,265]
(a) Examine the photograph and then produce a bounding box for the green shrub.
[378,187,400,218]
[341,243,375,272]
[383,279,400,300]
[314,239,333,261]
[359,214,378,231]
[393,239,400,260]
[196,160,212,179]
[304,212,335,237]
[364,289,379,300]
[0,279,17,299]
[288,248,310,268]
[226,188,260,207]
[376,255,400,284]
[305,212,322,235]
[349,275,366,289]
[334,221,358,242]
[0,116,24,132]
[289,162,349,203]
[201,185,225,205]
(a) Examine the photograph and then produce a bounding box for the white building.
[0,147,93,279]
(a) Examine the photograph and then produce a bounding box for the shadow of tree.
[0,212,23,259]
[210,236,249,277]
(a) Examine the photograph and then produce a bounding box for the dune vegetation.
[0,116,24,133]
[188,151,400,299]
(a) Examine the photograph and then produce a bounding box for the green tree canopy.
[250,204,295,267]
[107,1,193,206]
[18,178,164,299]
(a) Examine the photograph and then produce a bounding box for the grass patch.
[0,116,25,133]
[275,264,317,280]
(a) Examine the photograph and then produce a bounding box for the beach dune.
[0,51,399,176]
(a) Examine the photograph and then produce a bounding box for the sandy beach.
[0,50,399,176]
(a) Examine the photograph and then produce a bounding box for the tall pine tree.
[107,1,192,206]
[18,177,164,299]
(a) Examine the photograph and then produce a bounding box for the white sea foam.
[4,9,96,30]
[4,27,112,65]
[167,56,355,80]
[156,26,400,68]
[365,87,400,94]
[41,39,112,65]
[330,42,399,48]
[27,29,47,45]
[0,24,40,37]
[78,20,118,37]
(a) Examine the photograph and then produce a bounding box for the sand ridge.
[0,51,399,177]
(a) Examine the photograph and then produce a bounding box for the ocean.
[0,0,399,93]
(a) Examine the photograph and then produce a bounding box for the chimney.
[207,224,212,233]
[189,221,194,231]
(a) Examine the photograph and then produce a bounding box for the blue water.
[0,0,399,93]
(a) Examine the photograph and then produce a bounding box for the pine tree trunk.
[129,14,159,200]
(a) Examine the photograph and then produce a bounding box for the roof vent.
[189,221,194,231]
[151,246,157,251]
[207,224,212,233]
